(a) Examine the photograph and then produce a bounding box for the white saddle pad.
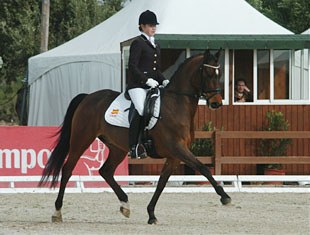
[104,92,160,130]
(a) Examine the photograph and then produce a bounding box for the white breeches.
[128,88,147,116]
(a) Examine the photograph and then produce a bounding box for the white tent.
[27,0,292,126]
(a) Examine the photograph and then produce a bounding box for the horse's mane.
[169,53,202,82]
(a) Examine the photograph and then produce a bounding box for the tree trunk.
[40,0,50,52]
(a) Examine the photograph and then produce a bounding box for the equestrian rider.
[127,10,169,158]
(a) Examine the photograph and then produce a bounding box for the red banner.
[0,126,128,187]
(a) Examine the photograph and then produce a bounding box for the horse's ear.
[204,49,211,58]
[215,48,222,61]
[203,50,211,63]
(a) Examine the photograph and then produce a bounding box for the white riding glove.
[146,78,159,88]
[162,79,170,87]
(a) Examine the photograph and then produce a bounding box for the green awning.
[155,34,310,50]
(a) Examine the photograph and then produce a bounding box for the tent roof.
[28,0,295,84]
[302,28,310,34]
[39,0,294,55]
[31,0,295,57]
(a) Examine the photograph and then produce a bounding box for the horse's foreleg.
[147,158,179,224]
[175,144,231,205]
[98,145,129,218]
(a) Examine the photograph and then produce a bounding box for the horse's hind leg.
[52,134,96,222]
[98,144,129,217]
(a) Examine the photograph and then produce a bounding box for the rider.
[127,10,169,158]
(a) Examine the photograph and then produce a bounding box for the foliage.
[0,0,124,123]
[0,0,40,123]
[0,0,40,83]
[49,0,123,48]
[190,122,215,157]
[258,111,292,169]
[246,0,310,33]
[0,80,23,122]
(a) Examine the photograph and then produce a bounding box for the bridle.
[204,63,220,76]
[199,62,222,102]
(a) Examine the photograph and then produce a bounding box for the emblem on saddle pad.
[104,90,161,130]
[110,109,119,115]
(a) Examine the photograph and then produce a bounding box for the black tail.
[39,93,87,188]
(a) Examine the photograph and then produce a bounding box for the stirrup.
[128,144,147,159]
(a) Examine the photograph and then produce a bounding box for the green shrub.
[258,110,292,169]
[190,121,215,156]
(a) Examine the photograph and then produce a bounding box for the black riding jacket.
[127,34,165,91]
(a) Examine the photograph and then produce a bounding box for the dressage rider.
[127,10,169,158]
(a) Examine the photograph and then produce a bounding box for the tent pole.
[20,70,29,126]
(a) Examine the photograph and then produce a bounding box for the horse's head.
[167,49,223,109]
[198,49,223,109]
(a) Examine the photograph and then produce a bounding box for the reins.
[165,89,199,100]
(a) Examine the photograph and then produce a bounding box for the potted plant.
[258,110,292,177]
[190,121,215,157]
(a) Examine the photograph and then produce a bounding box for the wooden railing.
[129,131,310,174]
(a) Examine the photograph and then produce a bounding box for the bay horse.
[39,49,231,224]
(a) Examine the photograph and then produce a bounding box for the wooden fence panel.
[194,105,310,175]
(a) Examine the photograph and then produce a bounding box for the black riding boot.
[128,110,147,158]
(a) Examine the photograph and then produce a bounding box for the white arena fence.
[0,175,309,193]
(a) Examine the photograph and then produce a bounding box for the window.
[233,49,310,105]
[274,50,290,99]
[233,50,253,103]
[257,50,270,100]
[161,49,186,79]
[292,49,309,100]
[122,46,130,91]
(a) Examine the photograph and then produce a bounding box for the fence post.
[214,130,222,175]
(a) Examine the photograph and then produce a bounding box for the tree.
[0,0,124,123]
[246,0,310,33]
[0,0,41,84]
[0,0,41,123]
[48,0,123,49]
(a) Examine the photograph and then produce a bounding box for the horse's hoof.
[51,215,63,223]
[120,206,130,218]
[221,197,232,205]
[148,217,158,225]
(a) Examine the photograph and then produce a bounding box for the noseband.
[199,63,222,102]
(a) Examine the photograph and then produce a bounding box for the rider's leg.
[128,109,143,158]
[128,88,147,158]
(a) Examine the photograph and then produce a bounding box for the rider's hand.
[146,78,159,88]
[162,79,170,87]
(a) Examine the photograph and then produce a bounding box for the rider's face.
[141,24,156,37]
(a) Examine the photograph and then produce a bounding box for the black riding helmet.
[138,10,159,25]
